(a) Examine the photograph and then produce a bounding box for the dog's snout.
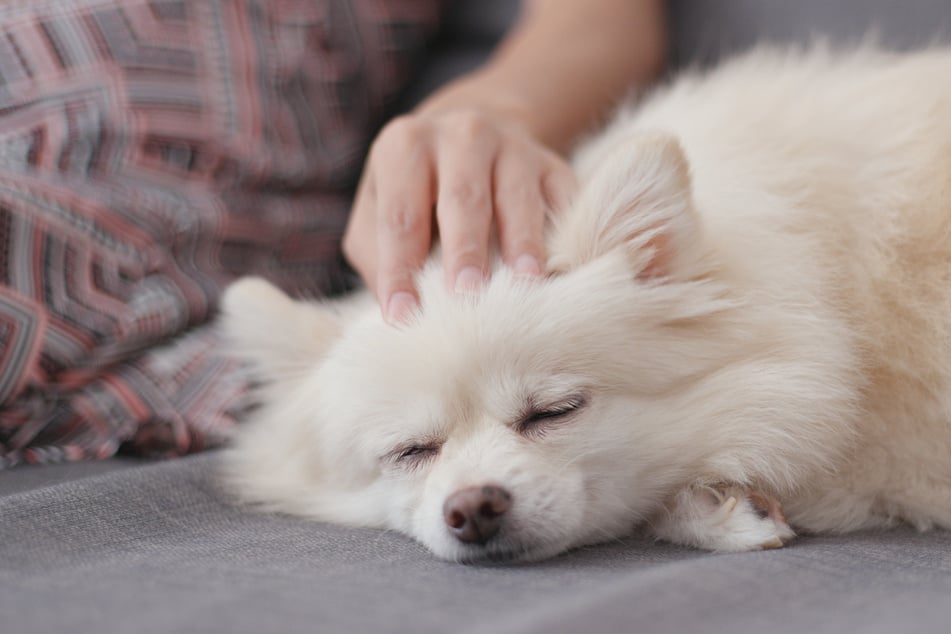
[443,485,512,544]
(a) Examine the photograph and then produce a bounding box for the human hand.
[342,105,576,324]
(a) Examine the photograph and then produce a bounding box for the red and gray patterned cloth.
[0,0,443,468]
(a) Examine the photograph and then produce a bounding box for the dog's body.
[222,47,951,561]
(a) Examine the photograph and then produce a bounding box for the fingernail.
[513,254,541,277]
[454,266,484,294]
[385,292,417,325]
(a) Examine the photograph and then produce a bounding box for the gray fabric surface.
[4,2,951,633]
[2,453,949,634]
[0,458,141,496]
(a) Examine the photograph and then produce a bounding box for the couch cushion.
[2,452,949,634]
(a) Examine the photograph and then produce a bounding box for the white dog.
[220,46,951,562]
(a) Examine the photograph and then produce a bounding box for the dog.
[220,46,951,562]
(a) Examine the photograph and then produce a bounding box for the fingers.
[375,127,434,322]
[345,110,579,326]
[495,151,577,276]
[435,115,496,292]
[493,152,547,276]
[355,117,435,324]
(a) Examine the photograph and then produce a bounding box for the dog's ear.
[548,132,704,279]
[220,277,343,381]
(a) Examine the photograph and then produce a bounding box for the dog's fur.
[221,46,951,562]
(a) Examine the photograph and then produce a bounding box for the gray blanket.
[3,454,950,634]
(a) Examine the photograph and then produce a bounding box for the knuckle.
[374,116,426,155]
[495,178,537,207]
[385,115,422,140]
[446,109,492,142]
[383,202,427,235]
[444,180,489,211]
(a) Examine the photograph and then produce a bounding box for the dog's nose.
[443,485,513,544]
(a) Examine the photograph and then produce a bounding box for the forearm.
[417,0,668,154]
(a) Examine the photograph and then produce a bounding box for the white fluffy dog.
[221,46,951,562]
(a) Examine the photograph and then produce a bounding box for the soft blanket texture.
[2,453,950,634]
[0,0,442,468]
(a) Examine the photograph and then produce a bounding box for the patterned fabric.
[0,0,444,468]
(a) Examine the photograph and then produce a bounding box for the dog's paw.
[650,484,795,552]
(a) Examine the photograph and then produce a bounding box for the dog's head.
[222,135,735,562]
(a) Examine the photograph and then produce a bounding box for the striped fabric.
[0,0,444,468]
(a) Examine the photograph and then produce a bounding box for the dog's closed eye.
[517,394,589,436]
[386,442,442,470]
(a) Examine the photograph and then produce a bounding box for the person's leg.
[0,0,443,468]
